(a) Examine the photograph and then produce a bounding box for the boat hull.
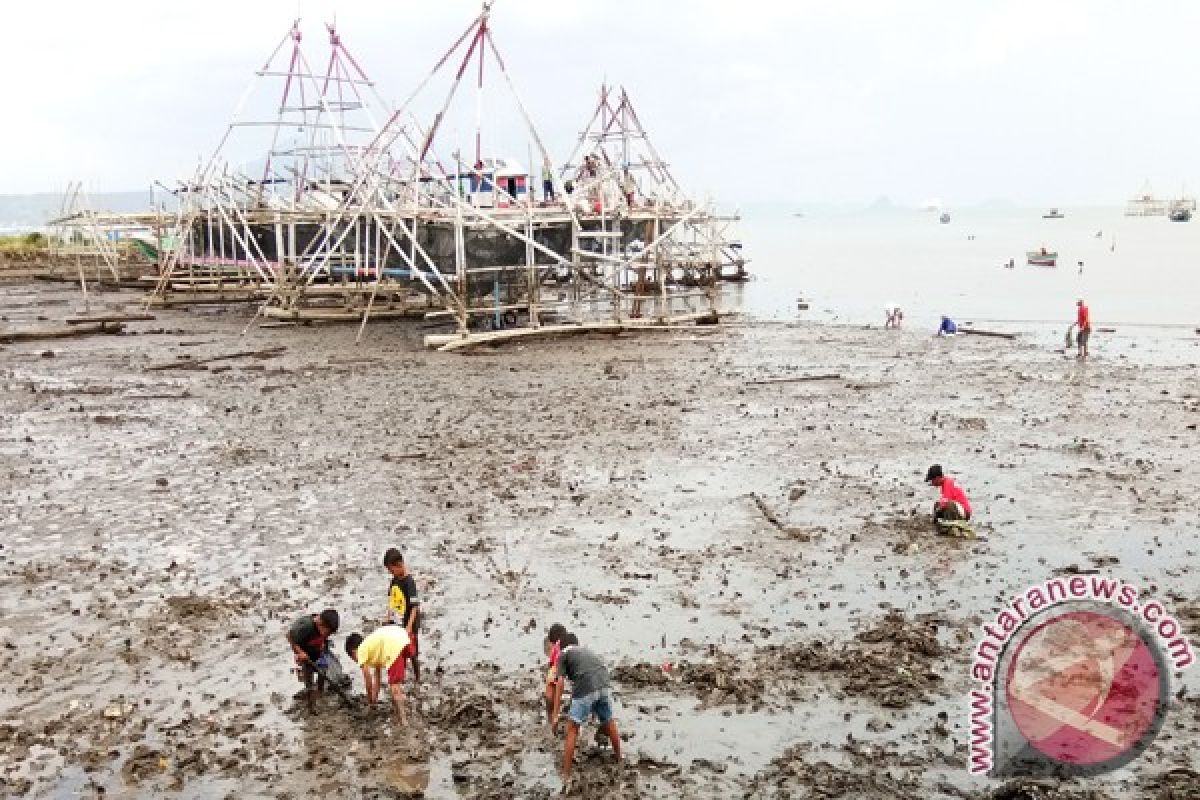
[1026,250,1057,267]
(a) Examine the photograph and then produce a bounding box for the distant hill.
[0,191,161,232]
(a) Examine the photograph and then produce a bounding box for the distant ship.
[1027,248,1057,267]
[1042,208,1064,219]
[1125,181,1167,216]
[939,211,951,224]
[1169,188,1195,221]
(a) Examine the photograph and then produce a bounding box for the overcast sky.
[4,0,1199,207]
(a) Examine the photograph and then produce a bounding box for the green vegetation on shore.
[0,232,49,260]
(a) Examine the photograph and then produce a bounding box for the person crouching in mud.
[548,631,622,786]
[345,626,411,723]
[286,609,340,712]
[925,464,972,525]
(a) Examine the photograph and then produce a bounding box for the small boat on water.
[939,212,951,224]
[1171,187,1195,213]
[1027,248,1057,267]
[1042,208,1064,219]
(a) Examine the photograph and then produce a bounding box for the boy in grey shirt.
[547,629,622,784]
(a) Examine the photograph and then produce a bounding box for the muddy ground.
[1,279,1198,799]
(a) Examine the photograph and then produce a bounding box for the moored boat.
[1125,181,1167,216]
[1026,248,1057,266]
[1169,194,1193,221]
[1042,208,1064,219]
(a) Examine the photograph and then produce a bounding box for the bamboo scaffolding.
[56,5,746,352]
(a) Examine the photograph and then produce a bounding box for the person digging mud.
[925,464,972,527]
[345,626,411,723]
[548,633,622,787]
[936,315,958,336]
[286,609,340,713]
[383,548,421,683]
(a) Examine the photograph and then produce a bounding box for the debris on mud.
[983,779,1116,800]
[614,611,950,710]
[744,743,924,799]
[775,610,947,708]
[1140,767,1200,799]
[120,744,168,785]
[424,689,503,737]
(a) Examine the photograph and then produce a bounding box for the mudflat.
[1,281,1197,798]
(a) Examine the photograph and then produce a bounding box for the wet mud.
[1,280,1198,798]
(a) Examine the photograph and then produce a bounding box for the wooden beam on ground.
[66,314,157,325]
[746,373,842,386]
[145,292,263,307]
[144,345,287,372]
[424,313,718,352]
[960,328,1017,340]
[261,306,428,322]
[0,322,125,343]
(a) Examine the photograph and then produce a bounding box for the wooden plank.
[425,313,719,352]
[960,328,1017,340]
[0,322,124,343]
[261,306,428,321]
[146,293,262,307]
[145,345,287,372]
[746,373,842,386]
[426,322,619,351]
[65,314,157,325]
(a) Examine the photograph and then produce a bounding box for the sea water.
[726,205,1200,365]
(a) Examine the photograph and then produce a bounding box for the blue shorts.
[568,689,614,726]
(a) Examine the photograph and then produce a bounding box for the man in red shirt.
[925,464,972,524]
[1075,299,1092,360]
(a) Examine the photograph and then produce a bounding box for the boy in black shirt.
[383,548,421,683]
[285,608,339,712]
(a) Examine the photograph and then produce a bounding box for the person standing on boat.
[542,159,555,203]
[1074,299,1092,359]
[937,315,958,336]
